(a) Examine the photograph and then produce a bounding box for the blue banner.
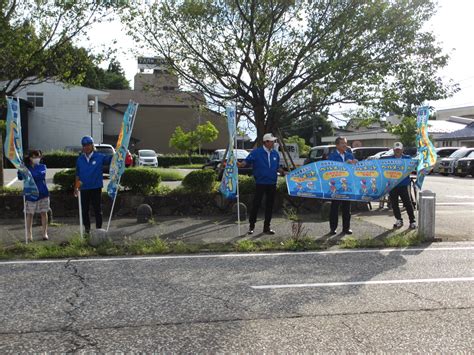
[219,107,238,200]
[107,101,139,199]
[4,97,39,199]
[286,159,417,201]
[416,106,437,189]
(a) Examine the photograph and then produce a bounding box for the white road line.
[6,177,18,187]
[436,202,474,206]
[251,277,474,289]
[0,246,473,265]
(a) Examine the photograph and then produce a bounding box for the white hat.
[394,142,403,150]
[262,133,277,142]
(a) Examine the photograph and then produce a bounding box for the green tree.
[0,0,111,96]
[120,0,455,144]
[284,135,310,157]
[82,58,130,90]
[169,121,219,161]
[388,116,417,147]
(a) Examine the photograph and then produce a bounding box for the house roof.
[427,120,466,134]
[438,122,474,140]
[101,89,206,107]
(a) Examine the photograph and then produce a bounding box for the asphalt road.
[0,243,472,352]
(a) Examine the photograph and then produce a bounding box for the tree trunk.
[254,104,266,146]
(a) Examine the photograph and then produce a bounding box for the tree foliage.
[387,116,418,147]
[284,135,310,157]
[120,0,456,143]
[0,0,112,96]
[169,121,219,158]
[82,58,130,90]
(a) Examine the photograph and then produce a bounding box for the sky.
[83,0,474,120]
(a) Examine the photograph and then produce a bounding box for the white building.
[12,81,108,151]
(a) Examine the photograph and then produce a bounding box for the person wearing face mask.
[74,136,113,234]
[17,150,50,241]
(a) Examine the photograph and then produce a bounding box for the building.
[2,80,108,151]
[437,122,474,147]
[99,58,228,154]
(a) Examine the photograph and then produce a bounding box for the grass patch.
[0,186,22,195]
[235,239,257,252]
[169,164,203,169]
[155,168,184,181]
[340,232,422,249]
[126,237,169,255]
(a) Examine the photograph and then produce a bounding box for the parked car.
[137,149,158,167]
[438,148,474,175]
[431,147,462,174]
[351,147,389,161]
[203,149,252,179]
[454,151,474,177]
[368,147,418,159]
[94,144,115,174]
[304,145,337,164]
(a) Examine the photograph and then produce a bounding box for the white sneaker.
[409,222,417,229]
[393,220,403,228]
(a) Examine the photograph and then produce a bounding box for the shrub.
[121,167,161,194]
[238,175,256,194]
[42,151,78,168]
[182,169,216,193]
[53,169,76,191]
[158,154,208,168]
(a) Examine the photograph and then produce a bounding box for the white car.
[137,149,158,167]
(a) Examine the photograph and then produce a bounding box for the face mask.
[32,158,41,165]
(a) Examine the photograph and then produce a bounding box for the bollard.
[418,190,436,241]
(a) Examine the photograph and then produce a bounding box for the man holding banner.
[238,133,283,235]
[328,136,357,235]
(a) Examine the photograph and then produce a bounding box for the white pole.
[77,190,84,239]
[235,101,241,236]
[106,185,119,232]
[23,196,28,244]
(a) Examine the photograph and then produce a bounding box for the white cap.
[262,133,277,142]
[394,142,403,150]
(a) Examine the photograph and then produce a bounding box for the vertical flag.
[4,97,39,198]
[415,106,437,189]
[107,101,139,199]
[219,107,238,199]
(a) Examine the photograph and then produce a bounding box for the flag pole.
[77,190,84,239]
[235,101,241,236]
[23,196,28,244]
[106,101,139,232]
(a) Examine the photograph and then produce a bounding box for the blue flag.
[219,107,238,200]
[4,97,39,199]
[286,159,417,202]
[107,101,139,199]
[415,106,437,189]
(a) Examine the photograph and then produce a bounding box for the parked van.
[137,149,158,167]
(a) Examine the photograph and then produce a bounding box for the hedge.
[121,167,161,194]
[158,155,208,168]
[182,169,216,193]
[42,151,78,168]
[53,169,76,191]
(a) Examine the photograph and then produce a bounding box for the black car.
[454,150,474,177]
[352,147,389,161]
[203,149,253,179]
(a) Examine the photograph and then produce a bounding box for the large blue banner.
[219,107,238,200]
[4,97,39,199]
[286,159,417,201]
[107,101,139,199]
[416,106,437,189]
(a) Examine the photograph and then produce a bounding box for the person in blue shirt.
[327,137,358,235]
[74,136,113,234]
[18,150,50,241]
[238,133,284,235]
[389,142,416,229]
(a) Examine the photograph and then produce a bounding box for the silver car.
[431,147,461,174]
[438,148,474,175]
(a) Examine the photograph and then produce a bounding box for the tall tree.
[82,58,131,90]
[120,0,456,144]
[0,0,112,96]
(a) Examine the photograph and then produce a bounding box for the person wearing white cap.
[237,133,283,235]
[389,142,416,229]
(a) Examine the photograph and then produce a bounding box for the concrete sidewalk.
[0,209,442,248]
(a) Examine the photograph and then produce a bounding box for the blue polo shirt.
[393,154,412,187]
[18,164,49,202]
[328,149,355,163]
[76,152,112,190]
[245,147,280,185]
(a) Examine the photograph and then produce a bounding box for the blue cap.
[81,136,94,146]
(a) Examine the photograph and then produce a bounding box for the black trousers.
[330,200,351,232]
[389,185,415,223]
[80,188,103,232]
[249,184,276,229]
